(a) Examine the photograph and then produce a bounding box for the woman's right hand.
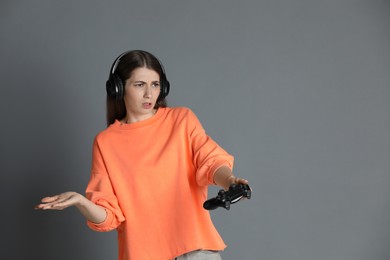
[35,192,83,210]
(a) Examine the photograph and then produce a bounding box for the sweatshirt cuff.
[87,209,117,232]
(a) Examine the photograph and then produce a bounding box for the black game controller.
[203,184,251,210]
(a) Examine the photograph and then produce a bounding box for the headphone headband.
[109,51,130,76]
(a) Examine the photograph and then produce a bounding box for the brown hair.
[106,50,168,126]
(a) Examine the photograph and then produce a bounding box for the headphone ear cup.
[159,74,170,101]
[106,74,124,100]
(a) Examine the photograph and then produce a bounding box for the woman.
[35,50,249,260]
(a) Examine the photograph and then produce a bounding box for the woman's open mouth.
[142,102,153,109]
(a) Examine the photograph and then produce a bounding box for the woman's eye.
[134,83,144,87]
[152,83,160,88]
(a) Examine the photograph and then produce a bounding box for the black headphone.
[106,50,170,100]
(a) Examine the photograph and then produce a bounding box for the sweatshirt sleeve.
[187,109,234,186]
[85,138,125,232]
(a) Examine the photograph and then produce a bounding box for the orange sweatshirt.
[85,107,234,260]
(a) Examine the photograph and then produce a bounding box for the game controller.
[203,184,251,210]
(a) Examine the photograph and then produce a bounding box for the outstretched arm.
[213,166,249,191]
[35,192,107,224]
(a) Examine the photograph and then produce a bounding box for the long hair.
[106,50,168,126]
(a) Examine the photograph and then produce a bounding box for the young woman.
[35,50,249,260]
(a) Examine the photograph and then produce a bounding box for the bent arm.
[35,192,107,224]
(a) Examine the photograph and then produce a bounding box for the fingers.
[40,195,60,203]
[233,177,249,185]
[35,195,59,209]
[40,200,68,210]
[41,199,67,210]
[228,176,248,185]
[222,176,249,191]
[35,192,79,210]
[35,201,69,210]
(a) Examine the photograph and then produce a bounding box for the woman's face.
[123,67,161,123]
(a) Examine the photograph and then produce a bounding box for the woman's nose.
[144,86,152,97]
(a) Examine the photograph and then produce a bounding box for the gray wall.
[1,0,389,259]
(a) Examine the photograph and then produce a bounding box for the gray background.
[1,0,389,259]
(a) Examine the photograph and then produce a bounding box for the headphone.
[106,50,170,101]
